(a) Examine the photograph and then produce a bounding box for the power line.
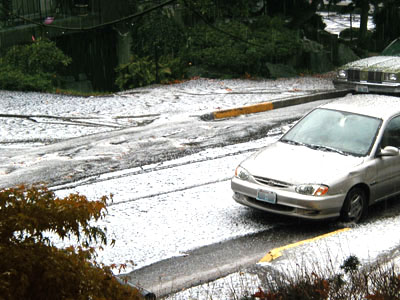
[1,0,266,49]
[0,0,177,32]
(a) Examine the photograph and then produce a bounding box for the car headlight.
[235,166,251,181]
[384,73,398,81]
[295,184,329,196]
[337,70,347,79]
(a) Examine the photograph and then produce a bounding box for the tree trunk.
[358,0,369,48]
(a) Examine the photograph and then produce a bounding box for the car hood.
[344,56,400,72]
[241,142,365,185]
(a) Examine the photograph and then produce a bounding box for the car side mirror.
[377,146,399,157]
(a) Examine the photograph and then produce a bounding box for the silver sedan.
[231,95,400,223]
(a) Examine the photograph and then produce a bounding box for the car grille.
[348,69,360,82]
[253,176,291,188]
[367,71,382,83]
[348,69,383,83]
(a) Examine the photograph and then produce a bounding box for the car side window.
[381,116,400,148]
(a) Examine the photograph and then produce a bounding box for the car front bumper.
[231,177,345,220]
[333,79,400,94]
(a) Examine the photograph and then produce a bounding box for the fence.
[0,0,101,28]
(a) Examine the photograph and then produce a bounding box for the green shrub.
[183,21,253,76]
[0,39,71,92]
[115,56,156,89]
[0,66,53,92]
[250,16,302,61]
[2,38,71,74]
[115,55,179,90]
[182,17,301,78]
[160,55,186,81]
[126,11,303,84]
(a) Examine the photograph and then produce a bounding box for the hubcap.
[349,194,363,221]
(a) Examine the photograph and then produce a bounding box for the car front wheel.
[340,187,367,223]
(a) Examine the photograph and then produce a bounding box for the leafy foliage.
[115,55,179,90]
[183,21,251,76]
[117,53,181,89]
[249,16,302,62]
[130,5,185,59]
[115,55,156,89]
[121,1,304,87]
[180,0,260,22]
[0,185,142,300]
[0,66,53,92]
[0,39,71,92]
[114,3,186,89]
[183,17,301,77]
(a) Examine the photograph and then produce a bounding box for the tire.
[340,187,367,223]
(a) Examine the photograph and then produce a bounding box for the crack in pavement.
[50,146,264,192]
[107,177,232,206]
[0,113,158,128]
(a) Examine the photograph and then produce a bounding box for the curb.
[200,89,351,121]
[116,278,157,300]
[259,228,351,264]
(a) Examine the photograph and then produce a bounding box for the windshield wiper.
[307,144,348,156]
[280,139,307,147]
[281,139,349,156]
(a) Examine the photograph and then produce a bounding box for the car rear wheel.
[340,187,367,223]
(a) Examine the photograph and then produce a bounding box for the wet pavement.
[0,75,336,189]
[3,76,400,300]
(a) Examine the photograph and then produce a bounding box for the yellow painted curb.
[259,228,350,263]
[213,102,274,119]
[200,90,351,121]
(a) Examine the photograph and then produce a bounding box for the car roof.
[320,94,400,120]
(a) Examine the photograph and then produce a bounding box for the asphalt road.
[3,88,400,300]
[0,98,333,189]
[121,194,400,299]
[0,90,344,295]
[11,83,396,300]
[120,216,346,298]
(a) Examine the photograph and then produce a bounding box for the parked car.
[231,95,400,223]
[333,38,400,93]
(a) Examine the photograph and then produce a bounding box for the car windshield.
[382,38,400,56]
[280,108,382,156]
